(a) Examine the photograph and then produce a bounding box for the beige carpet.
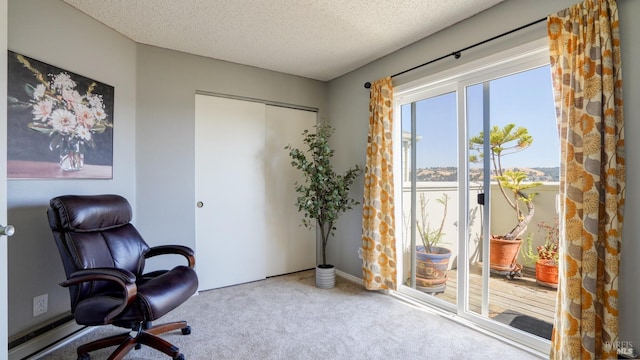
[37,270,540,359]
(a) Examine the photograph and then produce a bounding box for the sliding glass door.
[465,68,559,337]
[395,40,558,353]
[400,90,459,310]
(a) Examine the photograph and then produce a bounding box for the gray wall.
[6,0,328,338]
[7,0,137,336]
[326,0,640,350]
[135,45,327,263]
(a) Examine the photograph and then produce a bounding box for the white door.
[195,95,318,290]
[1,0,10,354]
[195,95,267,290]
[264,106,316,277]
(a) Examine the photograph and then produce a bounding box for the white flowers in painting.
[50,109,77,134]
[30,71,108,144]
[51,72,74,91]
[10,53,112,154]
[32,98,53,121]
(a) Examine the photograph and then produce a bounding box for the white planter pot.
[315,265,335,289]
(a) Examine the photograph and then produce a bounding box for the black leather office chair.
[47,194,199,360]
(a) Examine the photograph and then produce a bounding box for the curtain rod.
[363,17,547,89]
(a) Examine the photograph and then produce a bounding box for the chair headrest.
[49,194,133,232]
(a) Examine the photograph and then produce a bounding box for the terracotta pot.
[489,236,522,272]
[535,260,558,288]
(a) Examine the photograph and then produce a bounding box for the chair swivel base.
[76,321,191,360]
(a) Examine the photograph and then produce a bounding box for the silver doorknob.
[0,225,15,237]
[196,201,204,208]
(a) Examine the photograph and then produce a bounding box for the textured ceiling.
[62,0,504,81]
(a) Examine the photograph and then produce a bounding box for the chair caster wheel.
[78,354,90,360]
[173,354,185,360]
[135,343,142,350]
[181,326,191,335]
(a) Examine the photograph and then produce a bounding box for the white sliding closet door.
[195,95,266,290]
[195,95,317,291]
[264,105,316,277]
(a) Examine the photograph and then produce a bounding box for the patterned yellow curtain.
[361,77,397,290]
[547,0,624,358]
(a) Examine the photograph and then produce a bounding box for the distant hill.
[416,167,559,182]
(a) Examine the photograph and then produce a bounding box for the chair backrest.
[48,194,150,310]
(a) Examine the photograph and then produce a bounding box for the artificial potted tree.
[415,193,452,293]
[285,122,361,289]
[522,218,559,288]
[469,124,542,276]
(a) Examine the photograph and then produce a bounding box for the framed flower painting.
[7,51,114,179]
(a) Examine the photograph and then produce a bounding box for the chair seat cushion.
[73,265,198,325]
[135,265,198,320]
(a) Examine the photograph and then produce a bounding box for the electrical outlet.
[33,294,48,317]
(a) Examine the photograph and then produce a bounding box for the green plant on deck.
[417,193,449,252]
[522,218,560,265]
[469,124,542,240]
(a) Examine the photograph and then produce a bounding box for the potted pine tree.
[285,122,362,288]
[469,124,542,276]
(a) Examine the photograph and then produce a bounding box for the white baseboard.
[336,269,392,294]
[335,269,363,286]
[9,321,91,360]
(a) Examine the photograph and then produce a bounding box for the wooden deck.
[425,264,557,336]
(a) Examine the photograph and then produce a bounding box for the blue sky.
[402,65,559,169]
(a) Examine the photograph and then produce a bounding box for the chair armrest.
[63,268,136,285]
[145,245,196,268]
[61,268,137,323]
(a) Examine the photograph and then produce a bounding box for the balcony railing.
[401,181,559,271]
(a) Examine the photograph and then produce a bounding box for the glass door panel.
[465,66,559,340]
[400,92,458,306]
